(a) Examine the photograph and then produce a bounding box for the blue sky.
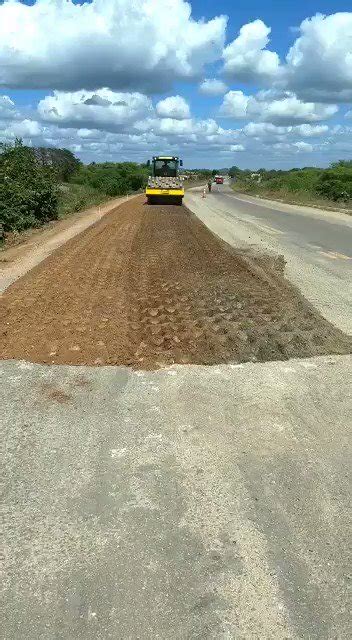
[1,0,351,168]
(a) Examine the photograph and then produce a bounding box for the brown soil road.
[1,196,351,368]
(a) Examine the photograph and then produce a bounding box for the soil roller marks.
[1,196,351,368]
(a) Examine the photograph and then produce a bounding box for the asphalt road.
[2,356,351,639]
[185,185,352,334]
[216,187,352,257]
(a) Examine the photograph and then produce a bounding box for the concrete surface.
[2,355,352,639]
[185,186,352,334]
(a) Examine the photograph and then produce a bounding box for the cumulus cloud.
[38,89,153,132]
[0,118,43,141]
[0,95,18,120]
[220,90,338,125]
[0,0,227,92]
[221,13,352,104]
[293,141,313,152]
[243,122,288,138]
[242,122,329,145]
[223,20,281,82]
[220,91,249,118]
[199,79,228,96]
[294,124,329,137]
[285,13,352,102]
[248,92,338,125]
[3,101,350,166]
[135,116,224,141]
[156,96,190,120]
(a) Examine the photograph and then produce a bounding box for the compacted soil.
[1,196,351,368]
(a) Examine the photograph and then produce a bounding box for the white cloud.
[294,124,329,137]
[0,0,227,93]
[136,116,223,140]
[220,90,337,125]
[156,96,190,120]
[285,13,352,102]
[221,13,352,104]
[293,141,313,152]
[247,92,338,125]
[244,121,319,137]
[0,118,42,140]
[220,91,249,118]
[3,105,350,166]
[0,95,17,120]
[243,122,288,138]
[10,119,42,138]
[223,20,281,82]
[199,79,228,96]
[38,89,153,132]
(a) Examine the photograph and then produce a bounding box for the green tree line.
[0,140,149,234]
[228,161,352,204]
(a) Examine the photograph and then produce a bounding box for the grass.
[57,183,112,218]
[232,178,352,214]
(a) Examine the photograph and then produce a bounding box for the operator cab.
[148,156,183,178]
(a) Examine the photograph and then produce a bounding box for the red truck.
[215,175,224,184]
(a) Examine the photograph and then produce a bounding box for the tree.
[330,160,352,169]
[0,139,58,232]
[228,166,241,178]
[33,147,81,181]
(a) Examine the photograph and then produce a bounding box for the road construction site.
[2,188,352,639]
[1,195,350,368]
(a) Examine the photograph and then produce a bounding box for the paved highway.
[216,187,351,257]
[185,185,352,334]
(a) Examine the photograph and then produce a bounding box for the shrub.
[0,140,59,233]
[231,163,351,205]
[316,168,352,201]
[71,161,149,196]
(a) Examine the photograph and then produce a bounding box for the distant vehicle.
[215,175,224,184]
[146,156,184,205]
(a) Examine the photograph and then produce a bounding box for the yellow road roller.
[146,156,184,205]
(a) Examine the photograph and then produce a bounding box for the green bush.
[72,162,149,196]
[231,162,351,206]
[316,168,352,201]
[0,140,59,233]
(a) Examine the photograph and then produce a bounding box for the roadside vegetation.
[229,161,352,211]
[0,139,149,238]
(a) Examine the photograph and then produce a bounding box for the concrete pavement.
[2,355,352,639]
[185,186,352,334]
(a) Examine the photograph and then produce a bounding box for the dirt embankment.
[1,196,351,368]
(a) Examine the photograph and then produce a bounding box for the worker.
[207,179,212,192]
[159,160,170,176]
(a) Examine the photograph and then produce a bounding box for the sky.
[0,0,352,169]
